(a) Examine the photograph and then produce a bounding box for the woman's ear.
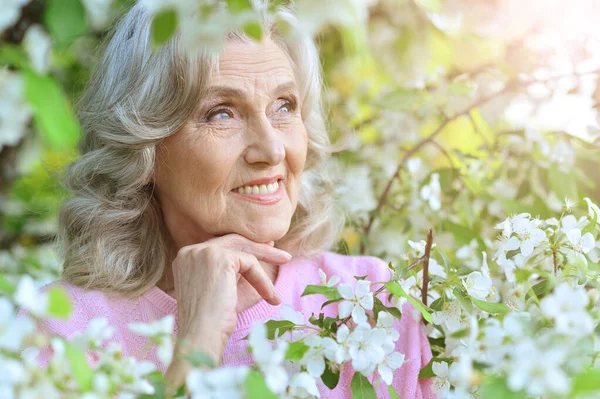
[143,174,153,186]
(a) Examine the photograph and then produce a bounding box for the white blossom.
[511,215,547,257]
[566,228,596,255]
[346,323,387,376]
[187,366,249,399]
[318,268,340,287]
[74,317,115,349]
[506,338,570,397]
[248,323,289,394]
[0,298,35,352]
[431,361,450,397]
[81,0,115,30]
[334,164,377,218]
[14,276,48,317]
[0,0,30,33]
[420,173,442,210]
[432,301,463,332]
[540,282,594,337]
[287,371,320,399]
[23,25,51,74]
[0,70,32,151]
[377,348,405,385]
[337,280,374,324]
[128,315,174,367]
[462,252,493,300]
[300,334,327,377]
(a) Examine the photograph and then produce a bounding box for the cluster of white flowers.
[0,276,176,399]
[186,272,411,398]
[424,198,600,398]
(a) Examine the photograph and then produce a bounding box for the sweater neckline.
[142,255,301,330]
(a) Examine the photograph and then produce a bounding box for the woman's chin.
[235,221,291,243]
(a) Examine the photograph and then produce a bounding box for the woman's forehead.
[212,37,297,89]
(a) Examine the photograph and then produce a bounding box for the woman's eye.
[208,109,232,121]
[278,100,296,113]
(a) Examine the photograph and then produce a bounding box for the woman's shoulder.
[21,279,141,340]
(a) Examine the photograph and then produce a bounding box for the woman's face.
[154,36,308,249]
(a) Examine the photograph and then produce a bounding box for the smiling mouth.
[232,179,284,195]
[232,179,285,205]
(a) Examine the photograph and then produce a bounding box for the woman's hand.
[164,233,292,394]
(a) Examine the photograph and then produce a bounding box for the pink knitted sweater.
[33,251,434,398]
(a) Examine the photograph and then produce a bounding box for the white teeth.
[236,180,280,195]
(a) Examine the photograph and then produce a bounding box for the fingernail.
[280,250,292,259]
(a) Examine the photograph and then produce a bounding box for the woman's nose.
[243,116,286,166]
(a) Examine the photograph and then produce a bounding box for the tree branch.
[360,68,600,254]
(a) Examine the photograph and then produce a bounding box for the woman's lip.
[232,179,285,205]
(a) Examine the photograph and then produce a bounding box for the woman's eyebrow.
[205,81,298,99]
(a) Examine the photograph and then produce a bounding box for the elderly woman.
[35,3,434,398]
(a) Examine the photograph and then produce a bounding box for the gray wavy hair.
[56,2,346,297]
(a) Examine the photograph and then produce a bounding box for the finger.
[233,251,281,305]
[220,234,292,263]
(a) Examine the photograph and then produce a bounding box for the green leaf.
[373,297,402,321]
[263,319,296,339]
[246,370,278,399]
[285,341,309,361]
[302,285,342,301]
[0,276,16,295]
[378,88,423,113]
[48,287,72,319]
[22,70,80,151]
[478,376,524,399]
[186,351,215,368]
[384,282,432,323]
[44,0,87,48]
[322,362,341,390]
[415,0,441,13]
[243,21,263,41]
[351,372,377,399]
[419,357,454,378]
[452,288,474,314]
[388,385,401,399]
[429,297,444,311]
[323,317,338,333]
[471,297,510,314]
[65,343,93,391]
[571,367,600,396]
[226,0,253,13]
[548,166,578,202]
[526,279,551,301]
[137,371,166,399]
[0,44,29,68]
[442,220,475,246]
[151,9,178,46]
[321,297,343,309]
